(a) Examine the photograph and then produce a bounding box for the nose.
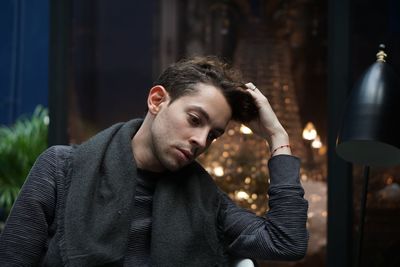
[189,128,209,151]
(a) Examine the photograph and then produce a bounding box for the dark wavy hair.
[154,56,258,123]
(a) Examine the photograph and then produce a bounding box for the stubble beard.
[150,126,182,172]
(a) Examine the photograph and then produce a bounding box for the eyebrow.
[190,106,225,135]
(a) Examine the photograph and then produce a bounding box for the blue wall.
[0,0,49,125]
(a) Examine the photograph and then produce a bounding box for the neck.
[131,116,165,172]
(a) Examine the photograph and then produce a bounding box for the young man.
[0,56,308,266]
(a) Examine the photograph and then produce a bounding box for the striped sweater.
[0,146,308,266]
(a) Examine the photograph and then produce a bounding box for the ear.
[147,85,170,115]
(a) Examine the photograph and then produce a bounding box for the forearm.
[221,155,308,260]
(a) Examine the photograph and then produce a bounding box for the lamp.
[337,45,400,166]
[336,45,400,267]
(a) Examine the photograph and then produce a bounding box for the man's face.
[150,83,232,171]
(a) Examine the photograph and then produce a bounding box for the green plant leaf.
[0,106,48,213]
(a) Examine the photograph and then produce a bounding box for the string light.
[240,124,252,134]
[236,191,249,200]
[213,166,224,177]
[310,194,322,202]
[311,135,322,149]
[302,122,317,140]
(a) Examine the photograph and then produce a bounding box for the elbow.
[276,243,307,261]
[271,229,309,261]
[286,233,309,261]
[258,233,309,261]
[290,245,307,261]
[262,240,308,261]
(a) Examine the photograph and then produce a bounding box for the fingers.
[244,82,274,118]
[245,82,262,96]
[245,82,257,91]
[244,82,265,102]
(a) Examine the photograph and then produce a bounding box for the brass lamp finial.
[376,44,387,62]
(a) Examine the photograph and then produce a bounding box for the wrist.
[268,131,291,157]
[269,130,289,146]
[270,144,291,157]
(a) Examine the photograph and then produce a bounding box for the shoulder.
[36,145,72,164]
[33,145,73,179]
[52,145,73,161]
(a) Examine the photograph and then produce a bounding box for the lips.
[176,148,193,161]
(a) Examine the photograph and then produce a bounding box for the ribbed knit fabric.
[124,169,159,266]
[0,146,60,266]
[0,146,308,266]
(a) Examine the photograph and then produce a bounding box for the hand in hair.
[245,83,291,156]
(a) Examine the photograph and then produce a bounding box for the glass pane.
[185,1,328,266]
[351,0,400,266]
[68,1,328,266]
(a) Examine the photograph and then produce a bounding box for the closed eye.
[188,113,201,126]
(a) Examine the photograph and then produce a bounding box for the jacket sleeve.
[0,146,60,266]
[219,154,309,261]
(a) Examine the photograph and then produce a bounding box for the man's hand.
[245,82,291,156]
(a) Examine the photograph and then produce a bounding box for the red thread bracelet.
[270,144,291,157]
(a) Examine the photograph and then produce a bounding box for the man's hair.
[154,56,258,123]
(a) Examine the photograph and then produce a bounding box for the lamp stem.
[354,165,370,267]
